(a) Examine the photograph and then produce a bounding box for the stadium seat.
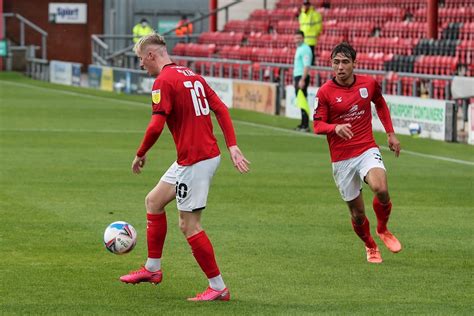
[275,20,300,34]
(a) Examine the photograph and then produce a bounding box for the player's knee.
[372,183,388,197]
[145,194,165,214]
[179,219,201,237]
[178,219,186,234]
[374,188,389,203]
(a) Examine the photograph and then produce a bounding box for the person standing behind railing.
[133,18,154,44]
[176,16,193,37]
[299,0,322,65]
[293,30,313,132]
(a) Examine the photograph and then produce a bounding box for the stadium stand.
[172,0,474,100]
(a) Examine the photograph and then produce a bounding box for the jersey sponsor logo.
[152,89,161,104]
[339,104,365,121]
[359,88,368,98]
[349,104,358,113]
[336,97,343,103]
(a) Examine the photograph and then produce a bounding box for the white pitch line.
[379,146,474,166]
[0,128,145,134]
[0,127,292,137]
[1,79,473,166]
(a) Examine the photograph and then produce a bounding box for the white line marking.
[1,80,473,166]
[0,128,145,134]
[379,146,474,166]
[0,127,291,137]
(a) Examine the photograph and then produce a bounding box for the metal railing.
[91,0,248,67]
[26,58,49,81]
[161,56,454,112]
[3,13,48,59]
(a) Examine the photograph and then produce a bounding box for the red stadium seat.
[275,20,300,34]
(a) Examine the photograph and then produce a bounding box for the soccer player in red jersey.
[313,42,402,263]
[119,33,250,301]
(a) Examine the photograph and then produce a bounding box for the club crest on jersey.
[152,89,161,104]
[359,88,368,98]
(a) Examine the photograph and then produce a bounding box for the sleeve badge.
[152,89,161,104]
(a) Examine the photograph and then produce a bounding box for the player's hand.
[298,78,305,90]
[387,133,401,157]
[335,124,353,140]
[228,145,250,173]
[132,155,146,174]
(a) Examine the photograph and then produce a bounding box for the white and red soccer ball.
[103,221,137,255]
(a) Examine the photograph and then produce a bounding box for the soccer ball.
[408,122,421,136]
[103,221,137,255]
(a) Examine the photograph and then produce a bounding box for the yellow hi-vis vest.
[133,24,154,43]
[299,7,323,46]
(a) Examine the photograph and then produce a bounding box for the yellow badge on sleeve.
[152,89,161,104]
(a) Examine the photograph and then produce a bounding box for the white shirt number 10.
[183,80,210,116]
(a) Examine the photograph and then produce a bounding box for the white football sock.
[209,274,226,291]
[145,258,161,272]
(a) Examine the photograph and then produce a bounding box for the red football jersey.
[313,75,394,162]
[137,64,237,165]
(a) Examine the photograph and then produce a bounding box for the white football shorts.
[332,147,386,202]
[160,155,221,212]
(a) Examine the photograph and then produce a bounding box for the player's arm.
[132,80,172,174]
[373,82,401,157]
[132,114,167,174]
[313,91,353,139]
[299,49,312,89]
[206,85,250,173]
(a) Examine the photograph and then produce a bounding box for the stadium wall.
[4,0,103,66]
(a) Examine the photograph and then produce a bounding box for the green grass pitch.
[0,72,473,315]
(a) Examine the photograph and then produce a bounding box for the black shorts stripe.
[192,206,205,212]
[152,111,166,116]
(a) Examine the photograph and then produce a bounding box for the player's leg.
[175,156,229,301]
[143,180,175,272]
[301,75,310,131]
[294,76,303,130]
[362,149,402,253]
[365,167,391,231]
[346,193,382,263]
[120,163,177,284]
[180,211,229,301]
[333,156,381,263]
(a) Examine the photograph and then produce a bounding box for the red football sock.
[351,217,377,249]
[187,230,220,279]
[373,196,392,233]
[146,212,167,258]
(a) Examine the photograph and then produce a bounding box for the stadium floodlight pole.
[427,0,438,39]
[209,0,217,32]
